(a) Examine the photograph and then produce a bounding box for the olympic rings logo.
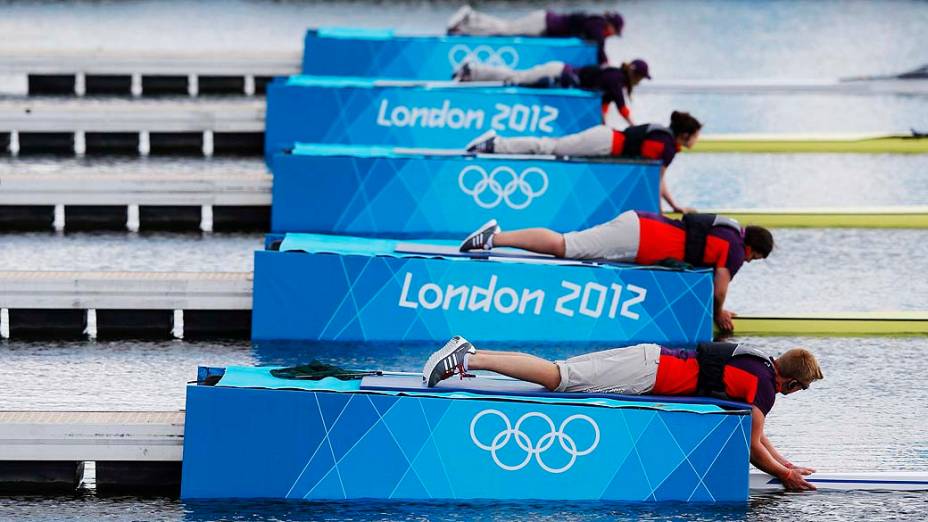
[448,44,519,69]
[469,409,600,474]
[458,165,548,210]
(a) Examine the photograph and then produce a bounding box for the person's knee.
[544,366,563,391]
[553,234,567,257]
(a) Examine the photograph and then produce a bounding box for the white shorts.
[563,210,640,261]
[555,343,661,394]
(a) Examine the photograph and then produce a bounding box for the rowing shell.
[690,132,927,154]
[751,472,928,491]
[664,207,928,229]
[731,312,928,336]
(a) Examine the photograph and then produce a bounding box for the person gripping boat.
[423,337,823,492]
[465,111,703,213]
[458,211,774,332]
[454,59,651,125]
[447,5,623,63]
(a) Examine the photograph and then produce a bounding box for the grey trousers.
[465,61,566,85]
[454,9,547,36]
[555,344,661,394]
[494,125,614,156]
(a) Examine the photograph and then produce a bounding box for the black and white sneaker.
[452,62,472,81]
[465,129,497,153]
[459,219,500,252]
[423,336,476,387]
[446,5,473,34]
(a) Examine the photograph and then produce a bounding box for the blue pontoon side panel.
[302,28,597,79]
[250,235,714,343]
[270,144,660,236]
[180,371,751,501]
[264,77,601,161]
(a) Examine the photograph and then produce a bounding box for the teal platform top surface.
[314,26,588,46]
[273,233,711,274]
[291,143,410,159]
[285,143,659,167]
[283,75,596,97]
[215,366,740,415]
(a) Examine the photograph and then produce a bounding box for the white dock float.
[0,50,300,97]
[0,98,265,133]
[0,50,299,77]
[0,271,252,311]
[0,271,253,339]
[0,168,271,206]
[0,99,265,155]
[0,410,184,492]
[0,411,183,462]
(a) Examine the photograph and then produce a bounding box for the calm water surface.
[0,336,926,520]
[0,0,926,520]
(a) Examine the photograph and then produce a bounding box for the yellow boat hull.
[690,134,928,154]
[664,207,928,228]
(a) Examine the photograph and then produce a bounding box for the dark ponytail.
[669,111,702,136]
[620,62,636,99]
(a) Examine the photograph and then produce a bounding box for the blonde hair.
[776,348,823,383]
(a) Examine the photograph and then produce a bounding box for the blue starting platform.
[250,234,714,344]
[270,143,660,237]
[302,27,596,80]
[264,77,601,160]
[181,366,751,501]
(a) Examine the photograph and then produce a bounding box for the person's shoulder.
[711,224,743,243]
[731,354,774,375]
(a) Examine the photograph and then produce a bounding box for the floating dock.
[302,28,596,80]
[0,271,252,339]
[252,235,715,344]
[182,368,752,501]
[0,99,264,156]
[691,133,928,154]
[271,143,659,236]
[0,50,299,96]
[265,77,600,159]
[0,410,183,493]
[664,207,928,229]
[0,167,271,232]
[0,408,923,495]
[0,270,924,339]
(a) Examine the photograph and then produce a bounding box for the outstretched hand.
[781,469,817,491]
[715,309,737,331]
[791,465,817,476]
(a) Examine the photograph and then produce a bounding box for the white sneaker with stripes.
[422,336,476,387]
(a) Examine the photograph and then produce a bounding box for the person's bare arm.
[659,166,693,213]
[713,268,735,331]
[762,435,816,475]
[617,104,634,126]
[749,407,815,491]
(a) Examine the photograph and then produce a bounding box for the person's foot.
[465,129,497,153]
[446,5,473,34]
[423,336,476,387]
[459,219,500,252]
[452,62,472,81]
